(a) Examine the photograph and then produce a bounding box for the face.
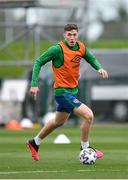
[63,29,79,47]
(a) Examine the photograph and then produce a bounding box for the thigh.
[73,103,93,120]
[55,111,70,125]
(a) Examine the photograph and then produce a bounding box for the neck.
[64,39,76,48]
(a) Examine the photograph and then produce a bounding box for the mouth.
[69,41,75,46]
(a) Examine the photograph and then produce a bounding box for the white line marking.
[0,169,128,175]
[0,170,67,174]
[77,169,128,172]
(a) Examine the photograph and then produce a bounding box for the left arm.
[83,48,108,78]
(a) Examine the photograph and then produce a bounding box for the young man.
[27,24,108,161]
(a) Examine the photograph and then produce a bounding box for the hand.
[98,69,108,78]
[29,87,39,100]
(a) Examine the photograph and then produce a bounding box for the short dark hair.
[64,24,78,32]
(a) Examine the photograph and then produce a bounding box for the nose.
[70,35,75,40]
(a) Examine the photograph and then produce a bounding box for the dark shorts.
[55,94,82,113]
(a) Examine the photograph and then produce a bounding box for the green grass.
[0,123,128,179]
[0,41,53,61]
[90,39,128,49]
[0,41,53,78]
[0,66,27,78]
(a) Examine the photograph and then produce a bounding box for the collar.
[63,39,79,50]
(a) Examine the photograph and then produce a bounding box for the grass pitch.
[0,123,128,179]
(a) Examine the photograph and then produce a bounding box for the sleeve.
[83,48,103,70]
[31,45,59,87]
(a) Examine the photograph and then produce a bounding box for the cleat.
[95,149,104,159]
[27,139,39,161]
[80,146,104,159]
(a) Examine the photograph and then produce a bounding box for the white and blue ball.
[79,147,97,165]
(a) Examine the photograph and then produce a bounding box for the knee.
[87,111,94,122]
[53,113,69,127]
[54,119,64,128]
[85,111,94,123]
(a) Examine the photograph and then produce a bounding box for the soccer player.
[27,24,108,161]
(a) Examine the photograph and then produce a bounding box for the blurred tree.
[98,0,128,40]
[118,3,128,21]
[0,11,5,41]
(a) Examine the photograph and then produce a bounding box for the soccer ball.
[79,147,97,165]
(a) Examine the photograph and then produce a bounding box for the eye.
[67,33,72,36]
[73,33,77,36]
[66,32,77,37]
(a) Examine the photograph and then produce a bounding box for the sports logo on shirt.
[71,55,81,63]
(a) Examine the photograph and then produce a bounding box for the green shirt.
[31,40,103,96]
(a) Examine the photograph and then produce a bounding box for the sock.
[34,136,42,146]
[81,141,89,149]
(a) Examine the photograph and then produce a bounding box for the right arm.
[30,45,59,96]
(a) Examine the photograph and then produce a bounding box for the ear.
[63,33,66,39]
